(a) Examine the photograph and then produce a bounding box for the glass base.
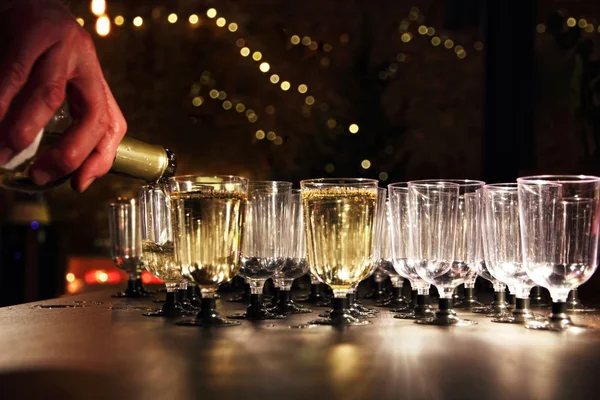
[492,310,540,324]
[567,294,596,313]
[112,281,146,298]
[309,298,372,326]
[415,314,477,326]
[525,302,590,331]
[352,301,378,315]
[270,291,312,316]
[377,287,410,310]
[178,298,240,327]
[153,298,166,304]
[227,294,287,321]
[394,309,435,320]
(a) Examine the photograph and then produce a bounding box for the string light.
[578,19,588,28]
[444,39,454,49]
[361,160,371,169]
[379,172,389,181]
[133,17,143,27]
[567,17,576,27]
[349,124,359,134]
[327,119,337,129]
[91,0,106,16]
[309,42,318,51]
[280,81,291,91]
[189,14,199,24]
[252,51,263,61]
[259,62,270,73]
[266,131,277,140]
[114,16,124,26]
[240,47,250,57]
[305,96,315,105]
[536,23,546,33]
[236,38,246,47]
[217,91,227,100]
[96,15,110,36]
[192,97,203,106]
[209,89,219,99]
[401,33,412,43]
[228,23,238,32]
[222,100,232,110]
[585,24,595,33]
[301,36,311,46]
[418,25,428,35]
[427,27,435,36]
[168,13,178,24]
[265,105,275,114]
[216,17,226,27]
[270,74,280,84]
[323,43,333,52]
[273,137,283,145]
[206,8,217,19]
[298,84,308,93]
[291,35,300,45]
[236,103,246,112]
[76,18,85,27]
[431,37,441,46]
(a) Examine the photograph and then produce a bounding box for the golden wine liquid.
[141,240,182,282]
[170,191,246,293]
[302,187,377,293]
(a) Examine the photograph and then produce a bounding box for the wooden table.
[0,289,599,400]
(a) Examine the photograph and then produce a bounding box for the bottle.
[0,106,177,192]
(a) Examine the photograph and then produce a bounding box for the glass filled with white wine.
[139,183,187,317]
[228,181,292,320]
[168,175,248,327]
[302,178,378,326]
[518,175,600,331]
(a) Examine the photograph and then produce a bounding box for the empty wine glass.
[302,178,378,326]
[139,183,186,317]
[229,181,292,321]
[270,190,312,316]
[409,180,482,326]
[108,197,145,298]
[169,175,248,327]
[388,183,434,320]
[518,175,600,331]
[481,184,537,324]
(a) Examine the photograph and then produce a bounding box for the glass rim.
[249,180,293,187]
[517,175,600,184]
[407,181,460,189]
[167,174,249,184]
[484,182,518,190]
[300,177,379,187]
[408,179,485,188]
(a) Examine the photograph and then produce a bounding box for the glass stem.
[464,287,474,300]
[549,301,568,321]
[249,280,265,294]
[330,297,349,323]
[165,282,177,292]
[492,290,507,313]
[347,292,356,305]
[411,290,418,307]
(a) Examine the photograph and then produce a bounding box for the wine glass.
[228,181,292,321]
[481,184,538,324]
[375,193,410,310]
[270,190,312,316]
[139,183,187,317]
[409,179,481,326]
[297,274,330,305]
[302,178,378,326]
[168,175,248,327]
[518,175,600,331]
[388,183,435,319]
[108,197,146,298]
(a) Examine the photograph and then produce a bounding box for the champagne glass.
[228,181,292,320]
[518,175,600,331]
[409,180,480,326]
[108,198,145,298]
[169,175,248,327]
[481,184,538,324]
[388,183,435,319]
[270,190,312,316]
[302,178,378,326]
[297,274,330,305]
[139,184,187,317]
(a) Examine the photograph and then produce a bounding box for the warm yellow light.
[280,81,290,91]
[379,172,389,181]
[444,39,454,49]
[246,109,255,117]
[207,8,217,19]
[302,36,311,46]
[427,27,435,36]
[216,17,226,27]
[567,17,576,27]
[327,119,337,129]
[228,22,238,32]
[189,14,199,24]
[96,16,111,37]
[256,130,266,139]
[98,271,108,283]
[349,124,359,134]
[209,89,219,99]
[223,100,232,110]
[114,16,124,26]
[133,17,143,27]
[259,62,270,73]
[309,42,318,51]
[192,96,203,106]
[585,24,594,33]
[76,18,85,27]
[397,53,407,62]
[325,163,335,173]
[240,47,250,57]
[305,96,315,105]
[536,23,546,33]
[167,13,178,23]
[273,137,283,145]
[418,25,428,35]
[361,159,371,169]
[91,0,106,16]
[252,51,262,61]
[235,103,246,112]
[298,84,308,93]
[291,35,300,45]
[236,38,245,47]
[266,131,277,141]
[454,45,464,54]
[270,74,280,84]
[457,50,467,59]
[401,33,412,43]
[217,91,227,100]
[323,43,333,52]
[248,114,258,123]
[474,41,484,51]
[432,37,441,46]
[578,19,587,28]
[66,273,75,283]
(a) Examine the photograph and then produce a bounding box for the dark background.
[2,0,600,303]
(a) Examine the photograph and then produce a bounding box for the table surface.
[0,289,599,400]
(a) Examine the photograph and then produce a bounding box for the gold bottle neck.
[112,137,177,183]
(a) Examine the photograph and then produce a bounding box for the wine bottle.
[0,106,177,192]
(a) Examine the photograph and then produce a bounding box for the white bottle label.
[0,128,44,171]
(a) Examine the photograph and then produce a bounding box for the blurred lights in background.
[168,13,178,24]
[189,14,199,25]
[90,0,105,16]
[96,15,110,36]
[114,15,124,26]
[349,124,359,134]
[133,16,143,27]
